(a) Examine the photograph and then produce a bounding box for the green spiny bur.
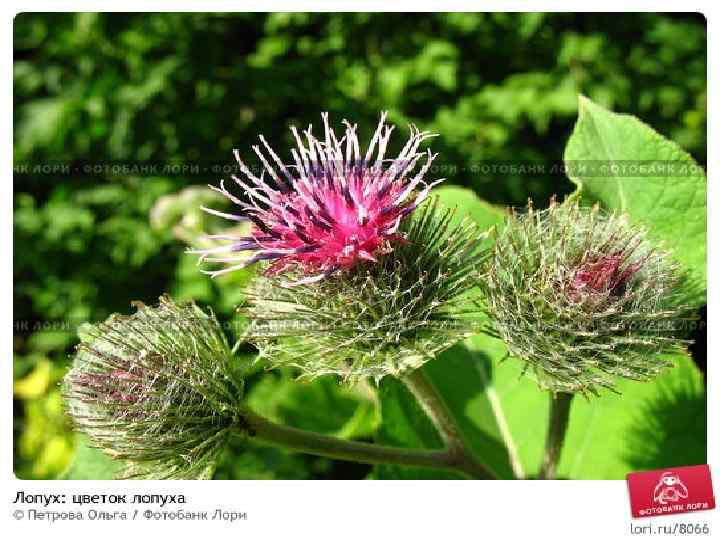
[480,199,692,395]
[242,199,489,383]
[63,295,246,479]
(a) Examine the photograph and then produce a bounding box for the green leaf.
[60,435,121,480]
[247,371,380,439]
[433,185,506,233]
[373,373,459,479]
[213,440,314,480]
[564,96,707,301]
[374,344,519,479]
[480,330,706,479]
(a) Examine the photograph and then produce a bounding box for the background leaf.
[432,185,506,233]
[60,435,121,480]
[373,345,517,479]
[564,96,707,301]
[474,331,706,479]
[247,371,380,439]
[372,335,705,481]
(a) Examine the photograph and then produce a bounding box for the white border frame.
[2,4,716,538]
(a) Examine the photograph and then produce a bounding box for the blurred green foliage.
[13,13,705,479]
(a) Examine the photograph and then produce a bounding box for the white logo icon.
[653,471,689,505]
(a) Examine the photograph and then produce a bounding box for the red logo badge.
[627,464,716,518]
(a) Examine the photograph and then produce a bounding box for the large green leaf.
[432,185,507,233]
[247,371,380,440]
[60,435,121,480]
[373,345,518,479]
[564,96,707,300]
[374,334,703,481]
[372,370,460,480]
[213,440,315,480]
[469,334,706,479]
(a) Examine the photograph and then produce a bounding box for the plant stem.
[538,391,574,479]
[401,368,466,450]
[401,368,495,479]
[241,409,467,474]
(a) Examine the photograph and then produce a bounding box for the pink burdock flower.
[190,112,442,285]
[570,252,643,302]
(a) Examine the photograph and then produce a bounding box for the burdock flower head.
[481,200,690,395]
[191,112,442,285]
[63,296,244,479]
[242,199,488,382]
